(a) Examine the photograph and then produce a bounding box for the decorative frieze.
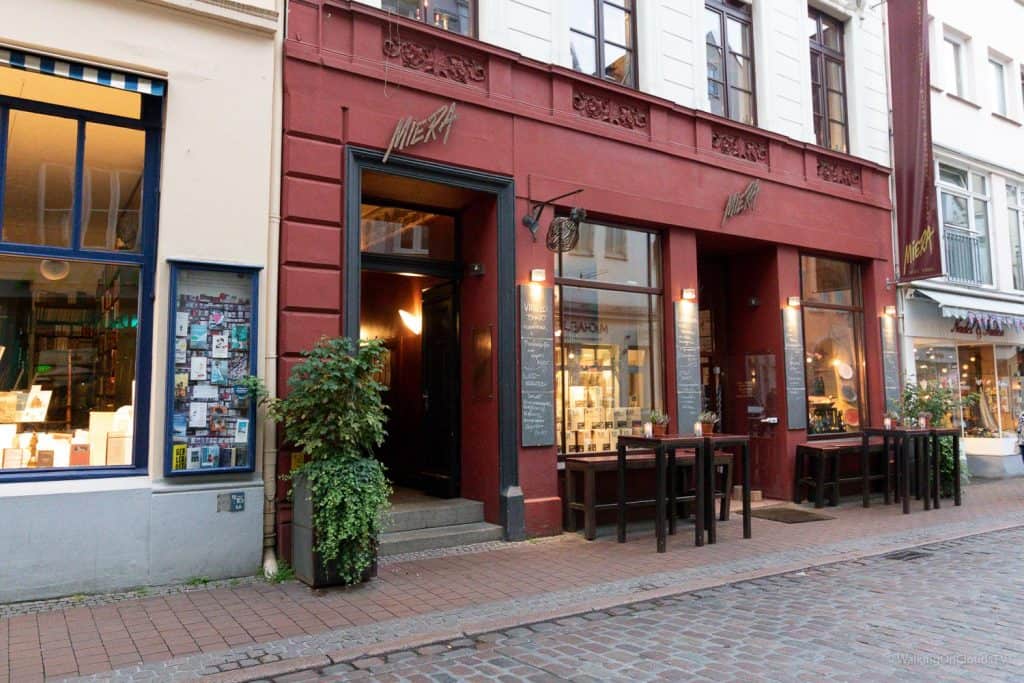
[816,157,862,187]
[571,90,649,130]
[710,129,768,164]
[382,37,486,86]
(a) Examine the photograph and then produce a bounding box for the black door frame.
[344,147,524,541]
[420,280,461,497]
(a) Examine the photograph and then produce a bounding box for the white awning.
[911,287,1024,331]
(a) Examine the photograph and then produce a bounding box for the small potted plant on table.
[698,411,718,436]
[244,337,392,588]
[648,409,670,437]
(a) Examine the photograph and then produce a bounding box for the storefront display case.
[164,262,259,476]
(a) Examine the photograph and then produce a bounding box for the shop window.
[569,0,637,88]
[1008,183,1024,290]
[912,341,961,426]
[706,0,756,125]
[0,58,161,478]
[0,256,140,470]
[808,8,847,153]
[938,162,991,286]
[555,222,662,454]
[382,0,476,37]
[360,204,455,261]
[801,255,865,435]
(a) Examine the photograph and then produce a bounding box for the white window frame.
[941,28,970,99]
[989,56,1008,116]
[1009,182,1024,290]
[936,160,993,286]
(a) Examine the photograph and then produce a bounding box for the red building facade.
[277,0,895,550]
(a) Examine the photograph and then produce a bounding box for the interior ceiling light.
[39,259,70,281]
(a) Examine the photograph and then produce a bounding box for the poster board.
[165,262,260,475]
[881,315,901,413]
[782,307,808,430]
[519,286,554,447]
[674,300,701,434]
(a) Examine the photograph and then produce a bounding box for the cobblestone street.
[275,526,1024,682]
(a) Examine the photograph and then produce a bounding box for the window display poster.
[168,265,256,473]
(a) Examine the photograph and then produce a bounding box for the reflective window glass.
[82,123,145,252]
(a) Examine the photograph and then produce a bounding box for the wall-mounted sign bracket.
[521,188,584,242]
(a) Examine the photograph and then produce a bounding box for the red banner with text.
[889,0,941,281]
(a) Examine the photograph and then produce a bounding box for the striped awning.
[0,47,165,97]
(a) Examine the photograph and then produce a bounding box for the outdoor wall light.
[787,296,801,308]
[398,309,422,335]
[884,305,897,317]
[681,288,697,301]
[530,268,546,283]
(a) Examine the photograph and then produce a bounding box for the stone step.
[378,521,504,556]
[382,497,485,533]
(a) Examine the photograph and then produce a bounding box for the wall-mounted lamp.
[681,288,697,301]
[398,309,422,335]
[787,296,801,308]
[884,305,897,317]
[530,268,546,283]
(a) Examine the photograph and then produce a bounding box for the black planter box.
[292,476,377,588]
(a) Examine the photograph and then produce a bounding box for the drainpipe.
[262,0,285,578]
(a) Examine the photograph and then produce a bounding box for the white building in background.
[364,0,892,167]
[0,0,281,600]
[900,0,1024,477]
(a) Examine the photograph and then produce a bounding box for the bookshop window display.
[0,57,161,476]
[554,221,664,454]
[800,255,866,435]
[166,263,258,475]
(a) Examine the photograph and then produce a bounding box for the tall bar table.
[703,434,752,542]
[863,427,933,514]
[616,434,705,552]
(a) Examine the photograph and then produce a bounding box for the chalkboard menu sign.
[674,300,701,433]
[520,286,554,447]
[781,307,808,430]
[881,315,901,413]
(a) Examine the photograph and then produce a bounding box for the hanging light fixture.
[39,259,70,281]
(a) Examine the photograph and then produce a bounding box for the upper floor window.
[989,57,1007,116]
[382,0,475,37]
[1008,183,1024,290]
[938,163,991,286]
[943,34,966,97]
[808,8,848,153]
[569,0,637,88]
[705,0,755,125]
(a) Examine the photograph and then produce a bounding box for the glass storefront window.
[995,346,1024,436]
[555,222,663,454]
[0,255,139,470]
[801,255,865,435]
[82,123,145,252]
[911,341,961,427]
[959,345,999,436]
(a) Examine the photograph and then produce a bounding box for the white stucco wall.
[357,0,891,166]
[0,0,279,599]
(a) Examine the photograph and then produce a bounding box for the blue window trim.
[164,260,262,478]
[0,69,161,484]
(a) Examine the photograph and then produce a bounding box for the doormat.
[748,506,835,524]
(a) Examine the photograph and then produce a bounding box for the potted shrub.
[698,410,718,435]
[244,337,392,588]
[648,409,670,436]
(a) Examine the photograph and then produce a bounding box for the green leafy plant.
[185,576,210,587]
[243,337,392,586]
[898,384,976,427]
[265,561,295,585]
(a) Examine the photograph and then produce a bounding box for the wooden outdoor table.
[704,434,752,542]
[616,434,704,552]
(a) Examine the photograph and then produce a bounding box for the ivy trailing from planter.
[243,337,392,585]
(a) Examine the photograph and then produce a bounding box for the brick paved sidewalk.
[2,478,1023,682]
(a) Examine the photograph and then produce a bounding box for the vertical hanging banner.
[889,0,942,281]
